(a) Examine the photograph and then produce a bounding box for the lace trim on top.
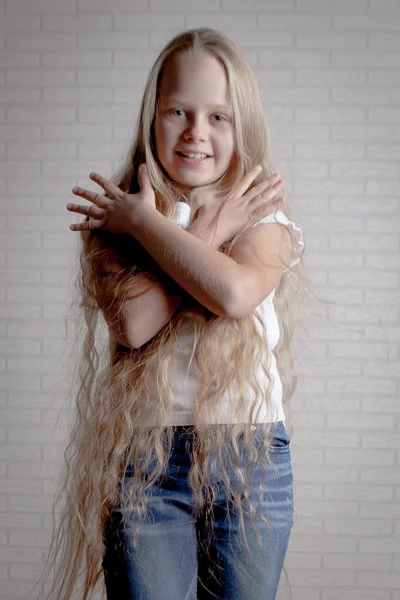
[251,210,305,270]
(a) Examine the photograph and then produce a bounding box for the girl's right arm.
[99,220,221,350]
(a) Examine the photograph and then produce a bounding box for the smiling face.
[154,52,236,190]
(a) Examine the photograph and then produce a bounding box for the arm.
[99,216,225,350]
[227,222,293,318]
[125,217,295,339]
[127,204,240,319]
[121,218,223,349]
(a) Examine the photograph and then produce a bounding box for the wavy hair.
[33,28,314,600]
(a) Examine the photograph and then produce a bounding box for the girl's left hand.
[66,163,156,235]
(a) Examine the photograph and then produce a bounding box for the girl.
[36,28,308,600]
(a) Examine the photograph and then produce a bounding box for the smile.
[176,152,211,165]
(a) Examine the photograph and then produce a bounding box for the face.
[154,52,235,190]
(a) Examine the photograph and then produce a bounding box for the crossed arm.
[99,205,292,349]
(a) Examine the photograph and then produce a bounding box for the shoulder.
[229,210,296,268]
[226,211,304,318]
[249,209,305,270]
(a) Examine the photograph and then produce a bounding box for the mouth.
[176,151,212,165]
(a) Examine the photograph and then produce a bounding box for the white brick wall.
[0,0,399,599]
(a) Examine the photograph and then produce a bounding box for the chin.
[175,168,225,186]
[172,174,215,188]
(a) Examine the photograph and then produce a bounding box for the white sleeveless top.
[160,203,305,426]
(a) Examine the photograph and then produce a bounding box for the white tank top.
[163,205,305,426]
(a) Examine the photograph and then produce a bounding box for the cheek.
[159,125,180,162]
[219,131,235,162]
[155,120,170,152]
[154,121,162,153]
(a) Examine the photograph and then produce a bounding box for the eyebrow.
[165,98,232,113]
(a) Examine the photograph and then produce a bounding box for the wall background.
[0,0,399,599]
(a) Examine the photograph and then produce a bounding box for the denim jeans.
[102,421,294,600]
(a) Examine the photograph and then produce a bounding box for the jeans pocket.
[254,421,291,454]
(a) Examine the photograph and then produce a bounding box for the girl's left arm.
[128,204,240,318]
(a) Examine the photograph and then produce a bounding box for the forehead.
[158,52,231,108]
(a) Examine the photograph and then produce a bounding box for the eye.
[170,109,185,117]
[213,114,228,123]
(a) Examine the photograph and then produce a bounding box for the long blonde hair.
[33,28,313,600]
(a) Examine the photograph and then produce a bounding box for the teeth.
[180,152,208,159]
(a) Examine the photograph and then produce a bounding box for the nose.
[183,115,208,142]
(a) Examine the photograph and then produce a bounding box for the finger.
[66,202,104,219]
[138,163,151,189]
[89,172,124,199]
[250,180,285,207]
[245,174,283,202]
[72,186,109,208]
[234,165,263,199]
[69,218,102,231]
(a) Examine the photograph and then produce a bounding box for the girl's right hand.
[194,166,285,245]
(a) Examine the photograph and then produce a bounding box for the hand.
[66,163,156,235]
[194,166,285,245]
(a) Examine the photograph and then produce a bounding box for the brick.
[77,31,147,50]
[0,339,40,354]
[260,49,329,67]
[223,0,293,8]
[42,13,112,32]
[6,33,74,50]
[80,0,147,8]
[43,123,112,140]
[0,374,40,392]
[6,0,76,11]
[333,86,400,104]
[7,357,63,374]
[0,304,40,319]
[150,0,216,8]
[296,106,365,123]
[297,32,367,49]
[7,106,75,123]
[296,68,366,85]
[0,125,40,141]
[7,141,75,160]
[187,13,256,29]
[116,11,185,30]
[6,69,75,86]
[43,86,113,104]
[370,33,400,49]
[333,14,400,30]
[0,51,39,68]
[0,14,40,32]
[332,51,400,68]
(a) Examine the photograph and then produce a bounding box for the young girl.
[37,28,307,600]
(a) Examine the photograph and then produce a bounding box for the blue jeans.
[102,421,294,599]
